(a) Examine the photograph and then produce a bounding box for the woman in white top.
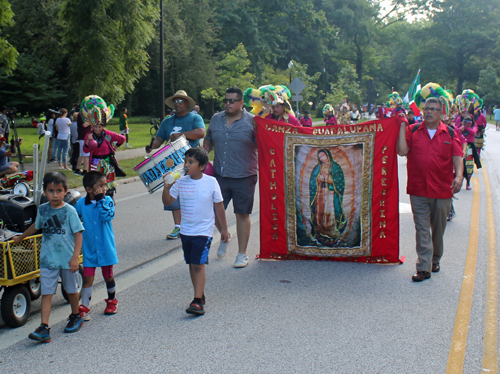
[55,108,72,170]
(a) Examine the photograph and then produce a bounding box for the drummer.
[145,90,206,240]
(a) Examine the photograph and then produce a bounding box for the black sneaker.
[29,324,51,342]
[186,300,205,315]
[48,159,56,164]
[73,169,84,176]
[64,313,83,333]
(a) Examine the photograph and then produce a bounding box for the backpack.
[411,123,454,140]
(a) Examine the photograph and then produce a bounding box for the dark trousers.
[70,142,79,170]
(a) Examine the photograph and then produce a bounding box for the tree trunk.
[456,53,465,94]
[354,34,363,82]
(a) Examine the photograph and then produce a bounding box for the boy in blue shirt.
[14,172,84,342]
[75,171,119,320]
[163,148,229,315]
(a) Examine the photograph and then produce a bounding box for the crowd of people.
[10,79,494,343]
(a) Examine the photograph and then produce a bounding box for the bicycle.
[150,118,161,136]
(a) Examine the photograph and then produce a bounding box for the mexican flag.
[404,70,421,116]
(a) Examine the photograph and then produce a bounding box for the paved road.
[0,123,499,373]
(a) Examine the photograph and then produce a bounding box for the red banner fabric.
[254,116,403,264]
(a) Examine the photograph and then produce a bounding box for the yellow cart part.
[0,234,82,287]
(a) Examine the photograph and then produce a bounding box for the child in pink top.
[83,118,125,197]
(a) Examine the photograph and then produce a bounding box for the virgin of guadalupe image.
[309,149,347,246]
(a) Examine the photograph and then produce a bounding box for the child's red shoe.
[104,298,118,315]
[78,305,91,321]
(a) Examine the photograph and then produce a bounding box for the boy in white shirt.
[162,148,229,315]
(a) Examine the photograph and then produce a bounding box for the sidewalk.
[21,146,146,174]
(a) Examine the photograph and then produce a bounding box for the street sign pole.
[289,77,306,118]
[160,0,165,119]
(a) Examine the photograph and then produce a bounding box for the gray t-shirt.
[35,202,84,269]
[205,109,257,178]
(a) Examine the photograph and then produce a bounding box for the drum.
[134,136,190,193]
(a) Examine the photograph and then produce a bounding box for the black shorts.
[180,234,212,265]
[215,174,257,215]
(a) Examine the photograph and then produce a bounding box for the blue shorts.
[180,234,212,265]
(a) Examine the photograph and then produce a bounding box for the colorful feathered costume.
[414,83,454,116]
[80,95,115,124]
[80,95,124,196]
[244,85,296,122]
[387,92,407,116]
[337,102,351,125]
[459,89,486,155]
[323,104,337,125]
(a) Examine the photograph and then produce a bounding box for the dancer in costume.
[443,112,465,221]
[243,85,300,126]
[309,149,347,247]
[387,92,407,117]
[81,96,125,198]
[337,103,351,125]
[455,91,482,190]
[457,113,480,191]
[465,91,487,156]
[323,104,337,125]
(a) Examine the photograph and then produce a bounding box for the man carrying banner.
[204,87,258,268]
[396,93,463,282]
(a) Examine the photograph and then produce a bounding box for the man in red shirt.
[396,97,463,282]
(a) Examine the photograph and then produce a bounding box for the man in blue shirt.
[146,90,206,240]
[0,136,18,176]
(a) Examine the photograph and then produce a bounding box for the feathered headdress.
[80,95,115,125]
[340,102,350,112]
[461,89,482,114]
[322,104,334,117]
[387,92,403,108]
[244,85,294,117]
[413,82,453,115]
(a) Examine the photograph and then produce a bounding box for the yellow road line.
[446,178,480,374]
[482,165,498,373]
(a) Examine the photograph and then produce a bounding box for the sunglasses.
[222,98,241,104]
[423,107,441,112]
[174,99,186,105]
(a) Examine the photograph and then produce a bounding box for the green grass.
[14,120,157,158]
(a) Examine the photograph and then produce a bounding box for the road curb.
[73,175,142,193]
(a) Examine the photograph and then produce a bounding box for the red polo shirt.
[406,121,463,199]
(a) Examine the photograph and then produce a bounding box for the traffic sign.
[289,78,306,94]
[291,95,303,101]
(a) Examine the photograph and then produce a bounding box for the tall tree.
[0,0,66,114]
[60,0,159,105]
[321,0,378,82]
[477,65,500,107]
[161,0,217,102]
[418,0,500,93]
[0,0,17,74]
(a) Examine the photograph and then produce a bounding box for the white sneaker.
[217,234,232,258]
[233,253,249,268]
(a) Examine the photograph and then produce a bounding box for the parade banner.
[254,116,403,264]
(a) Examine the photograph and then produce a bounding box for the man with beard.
[204,87,258,268]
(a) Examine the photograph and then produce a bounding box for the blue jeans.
[56,137,69,164]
